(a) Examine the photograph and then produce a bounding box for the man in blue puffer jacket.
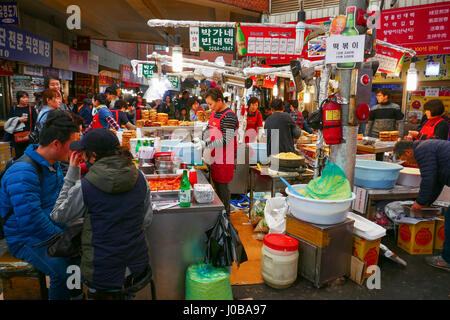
[0,110,82,299]
[394,139,450,272]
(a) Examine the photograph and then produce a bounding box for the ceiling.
[19,0,261,47]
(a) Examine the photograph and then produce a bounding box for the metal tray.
[146,174,182,193]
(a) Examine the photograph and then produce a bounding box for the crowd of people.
[1,74,449,300]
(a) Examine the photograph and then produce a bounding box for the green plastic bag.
[300,162,352,200]
[185,262,233,300]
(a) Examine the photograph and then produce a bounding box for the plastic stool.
[84,265,156,300]
[0,251,48,300]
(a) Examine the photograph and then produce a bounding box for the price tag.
[325,35,365,64]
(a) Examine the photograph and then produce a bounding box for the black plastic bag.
[33,218,84,258]
[205,211,248,268]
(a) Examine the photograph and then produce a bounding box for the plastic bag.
[300,162,352,200]
[253,218,269,233]
[205,211,248,268]
[264,197,288,234]
[185,262,233,300]
[384,201,414,221]
[250,199,266,226]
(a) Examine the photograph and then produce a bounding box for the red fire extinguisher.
[322,95,342,145]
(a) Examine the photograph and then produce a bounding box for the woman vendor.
[244,97,264,143]
[411,100,449,141]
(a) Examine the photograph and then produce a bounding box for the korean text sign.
[190,27,235,52]
[0,25,51,66]
[377,2,450,55]
[0,2,18,25]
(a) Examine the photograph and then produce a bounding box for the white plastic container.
[396,167,421,187]
[347,212,386,240]
[261,234,299,289]
[285,184,355,225]
[193,184,215,204]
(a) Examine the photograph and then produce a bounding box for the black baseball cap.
[70,128,119,154]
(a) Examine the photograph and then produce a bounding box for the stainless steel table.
[146,171,224,300]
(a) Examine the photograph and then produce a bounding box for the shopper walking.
[4,91,38,158]
[44,74,70,112]
[36,89,61,132]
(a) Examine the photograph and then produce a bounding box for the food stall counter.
[146,171,224,300]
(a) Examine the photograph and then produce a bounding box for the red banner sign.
[377,2,450,56]
[372,44,405,75]
[267,18,330,65]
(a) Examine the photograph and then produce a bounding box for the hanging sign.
[189,27,235,52]
[377,2,450,55]
[325,35,365,65]
[267,17,330,65]
[168,75,180,90]
[69,48,88,73]
[367,44,405,75]
[142,63,156,78]
[0,2,19,25]
[0,25,51,66]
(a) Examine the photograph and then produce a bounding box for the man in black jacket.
[264,98,301,157]
[394,139,450,271]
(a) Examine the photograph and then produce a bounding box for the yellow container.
[352,235,381,278]
[434,216,445,251]
[397,221,435,255]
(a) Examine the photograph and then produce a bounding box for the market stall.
[146,171,224,300]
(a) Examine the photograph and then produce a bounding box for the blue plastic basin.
[354,160,403,189]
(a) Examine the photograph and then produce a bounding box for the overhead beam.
[176,0,261,18]
[40,0,116,39]
[125,0,175,44]
[215,8,230,21]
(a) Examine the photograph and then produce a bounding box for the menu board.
[377,2,450,55]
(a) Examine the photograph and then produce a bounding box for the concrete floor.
[1,229,449,300]
[231,230,450,300]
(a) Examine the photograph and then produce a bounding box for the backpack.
[29,109,50,144]
[0,156,43,239]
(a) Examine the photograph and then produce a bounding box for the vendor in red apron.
[194,88,239,216]
[84,93,120,134]
[244,97,264,143]
[412,100,449,141]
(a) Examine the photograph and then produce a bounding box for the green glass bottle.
[179,169,191,207]
[395,53,406,76]
[236,23,247,56]
[143,140,149,147]
[135,139,142,154]
[337,6,359,69]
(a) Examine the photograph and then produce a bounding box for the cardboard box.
[350,256,366,286]
[434,216,445,251]
[352,235,381,278]
[397,221,436,255]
